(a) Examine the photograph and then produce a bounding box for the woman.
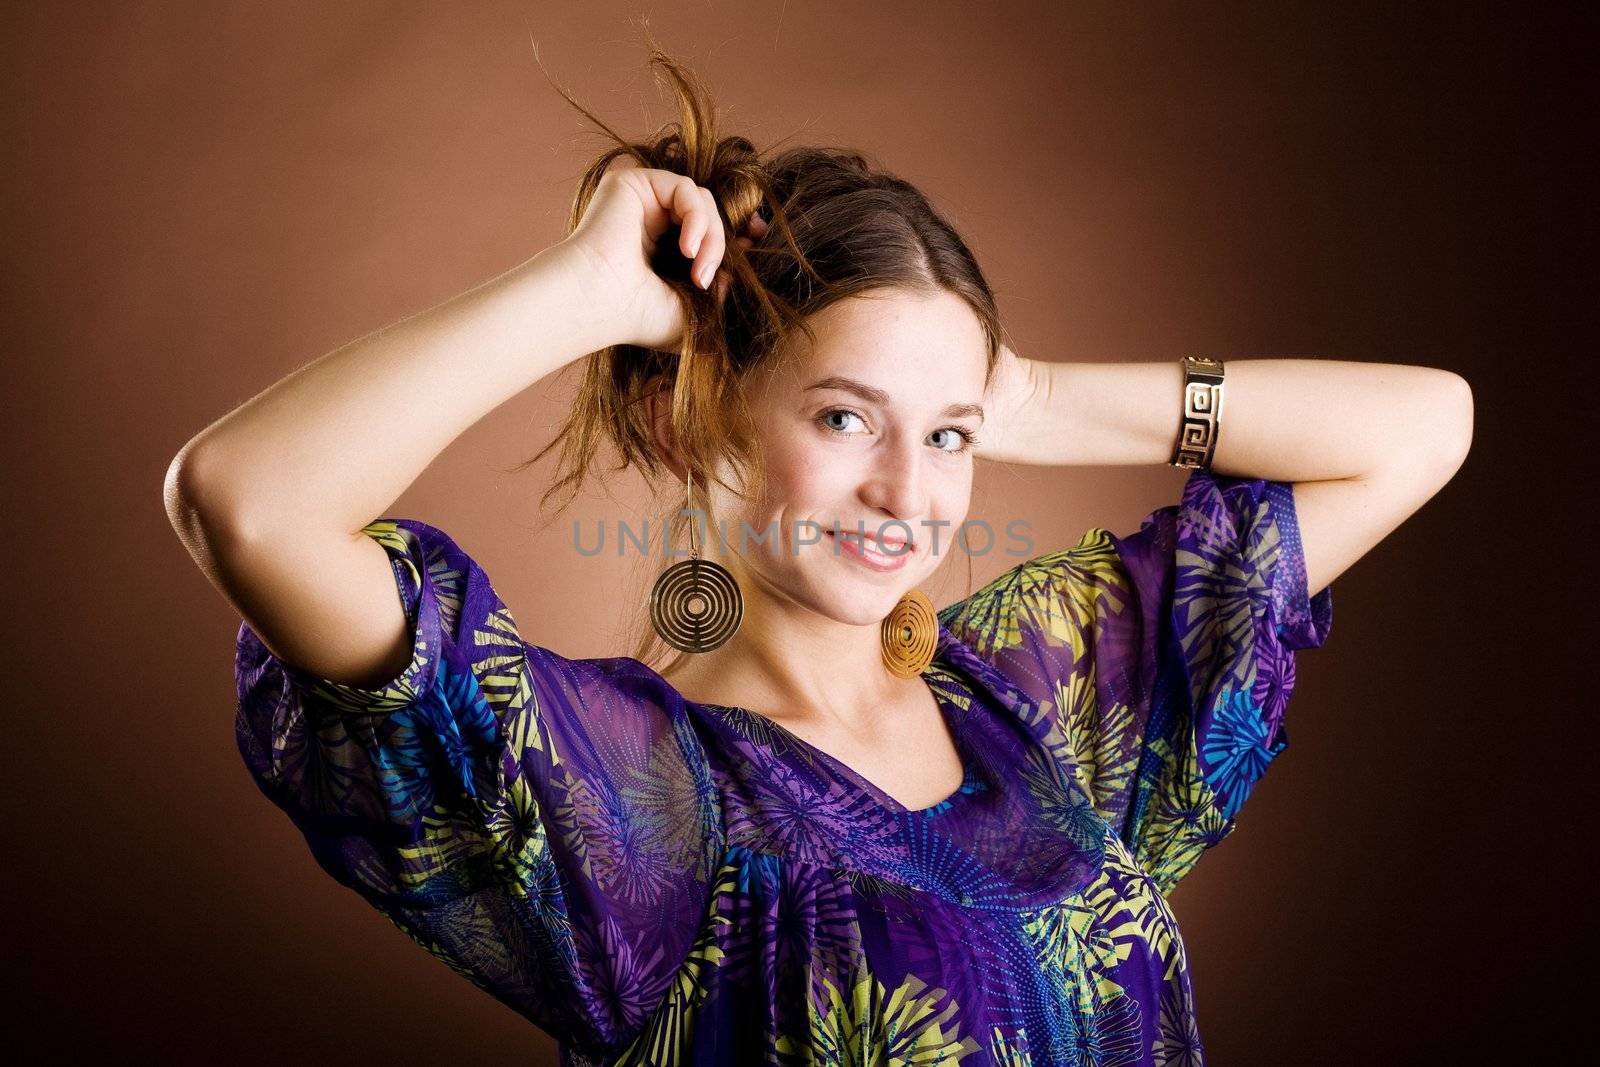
[169,53,1472,1066]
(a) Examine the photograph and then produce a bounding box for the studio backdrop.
[7,2,1587,1063]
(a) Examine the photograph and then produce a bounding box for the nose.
[858,432,927,535]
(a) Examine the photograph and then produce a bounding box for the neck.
[660,571,924,733]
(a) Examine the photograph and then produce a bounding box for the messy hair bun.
[519,47,1004,668]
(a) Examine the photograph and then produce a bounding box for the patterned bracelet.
[1170,355,1226,469]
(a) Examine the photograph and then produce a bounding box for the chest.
[773,689,967,811]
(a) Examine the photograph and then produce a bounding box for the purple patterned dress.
[234,468,1332,1065]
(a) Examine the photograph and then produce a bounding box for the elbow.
[1440,370,1474,464]
[1418,371,1475,483]
[163,443,242,546]
[164,446,208,530]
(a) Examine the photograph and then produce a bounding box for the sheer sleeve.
[938,468,1333,895]
[233,518,724,1058]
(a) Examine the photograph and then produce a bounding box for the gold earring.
[650,469,744,653]
[881,588,938,678]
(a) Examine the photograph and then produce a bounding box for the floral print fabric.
[234,467,1332,1065]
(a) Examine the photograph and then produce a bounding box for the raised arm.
[977,346,1475,596]
[164,165,740,690]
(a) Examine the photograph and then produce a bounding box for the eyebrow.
[804,375,984,421]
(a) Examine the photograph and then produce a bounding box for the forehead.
[759,288,990,401]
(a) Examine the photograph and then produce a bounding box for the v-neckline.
[656,621,988,817]
[699,660,978,816]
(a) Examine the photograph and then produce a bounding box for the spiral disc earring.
[649,469,744,654]
[881,588,939,678]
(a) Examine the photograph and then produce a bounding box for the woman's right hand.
[556,158,767,352]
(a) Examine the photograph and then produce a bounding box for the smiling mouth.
[827,530,915,562]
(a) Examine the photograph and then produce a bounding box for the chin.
[816,575,919,625]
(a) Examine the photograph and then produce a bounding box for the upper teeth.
[844,533,905,552]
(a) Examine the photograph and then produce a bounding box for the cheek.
[933,461,974,511]
[929,471,974,546]
[762,434,839,509]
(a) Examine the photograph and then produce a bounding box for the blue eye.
[819,409,867,434]
[929,427,978,453]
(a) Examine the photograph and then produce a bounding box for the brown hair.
[518,48,1004,672]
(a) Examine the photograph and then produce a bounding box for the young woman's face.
[714,286,990,627]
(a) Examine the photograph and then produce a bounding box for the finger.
[678,186,717,290]
[636,170,701,246]
[671,178,707,266]
[640,175,704,251]
[693,186,726,289]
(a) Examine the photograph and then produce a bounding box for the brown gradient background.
[8,2,1589,1062]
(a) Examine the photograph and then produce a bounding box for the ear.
[643,377,687,483]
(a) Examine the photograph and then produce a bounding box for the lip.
[834,524,911,549]
[826,530,913,572]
